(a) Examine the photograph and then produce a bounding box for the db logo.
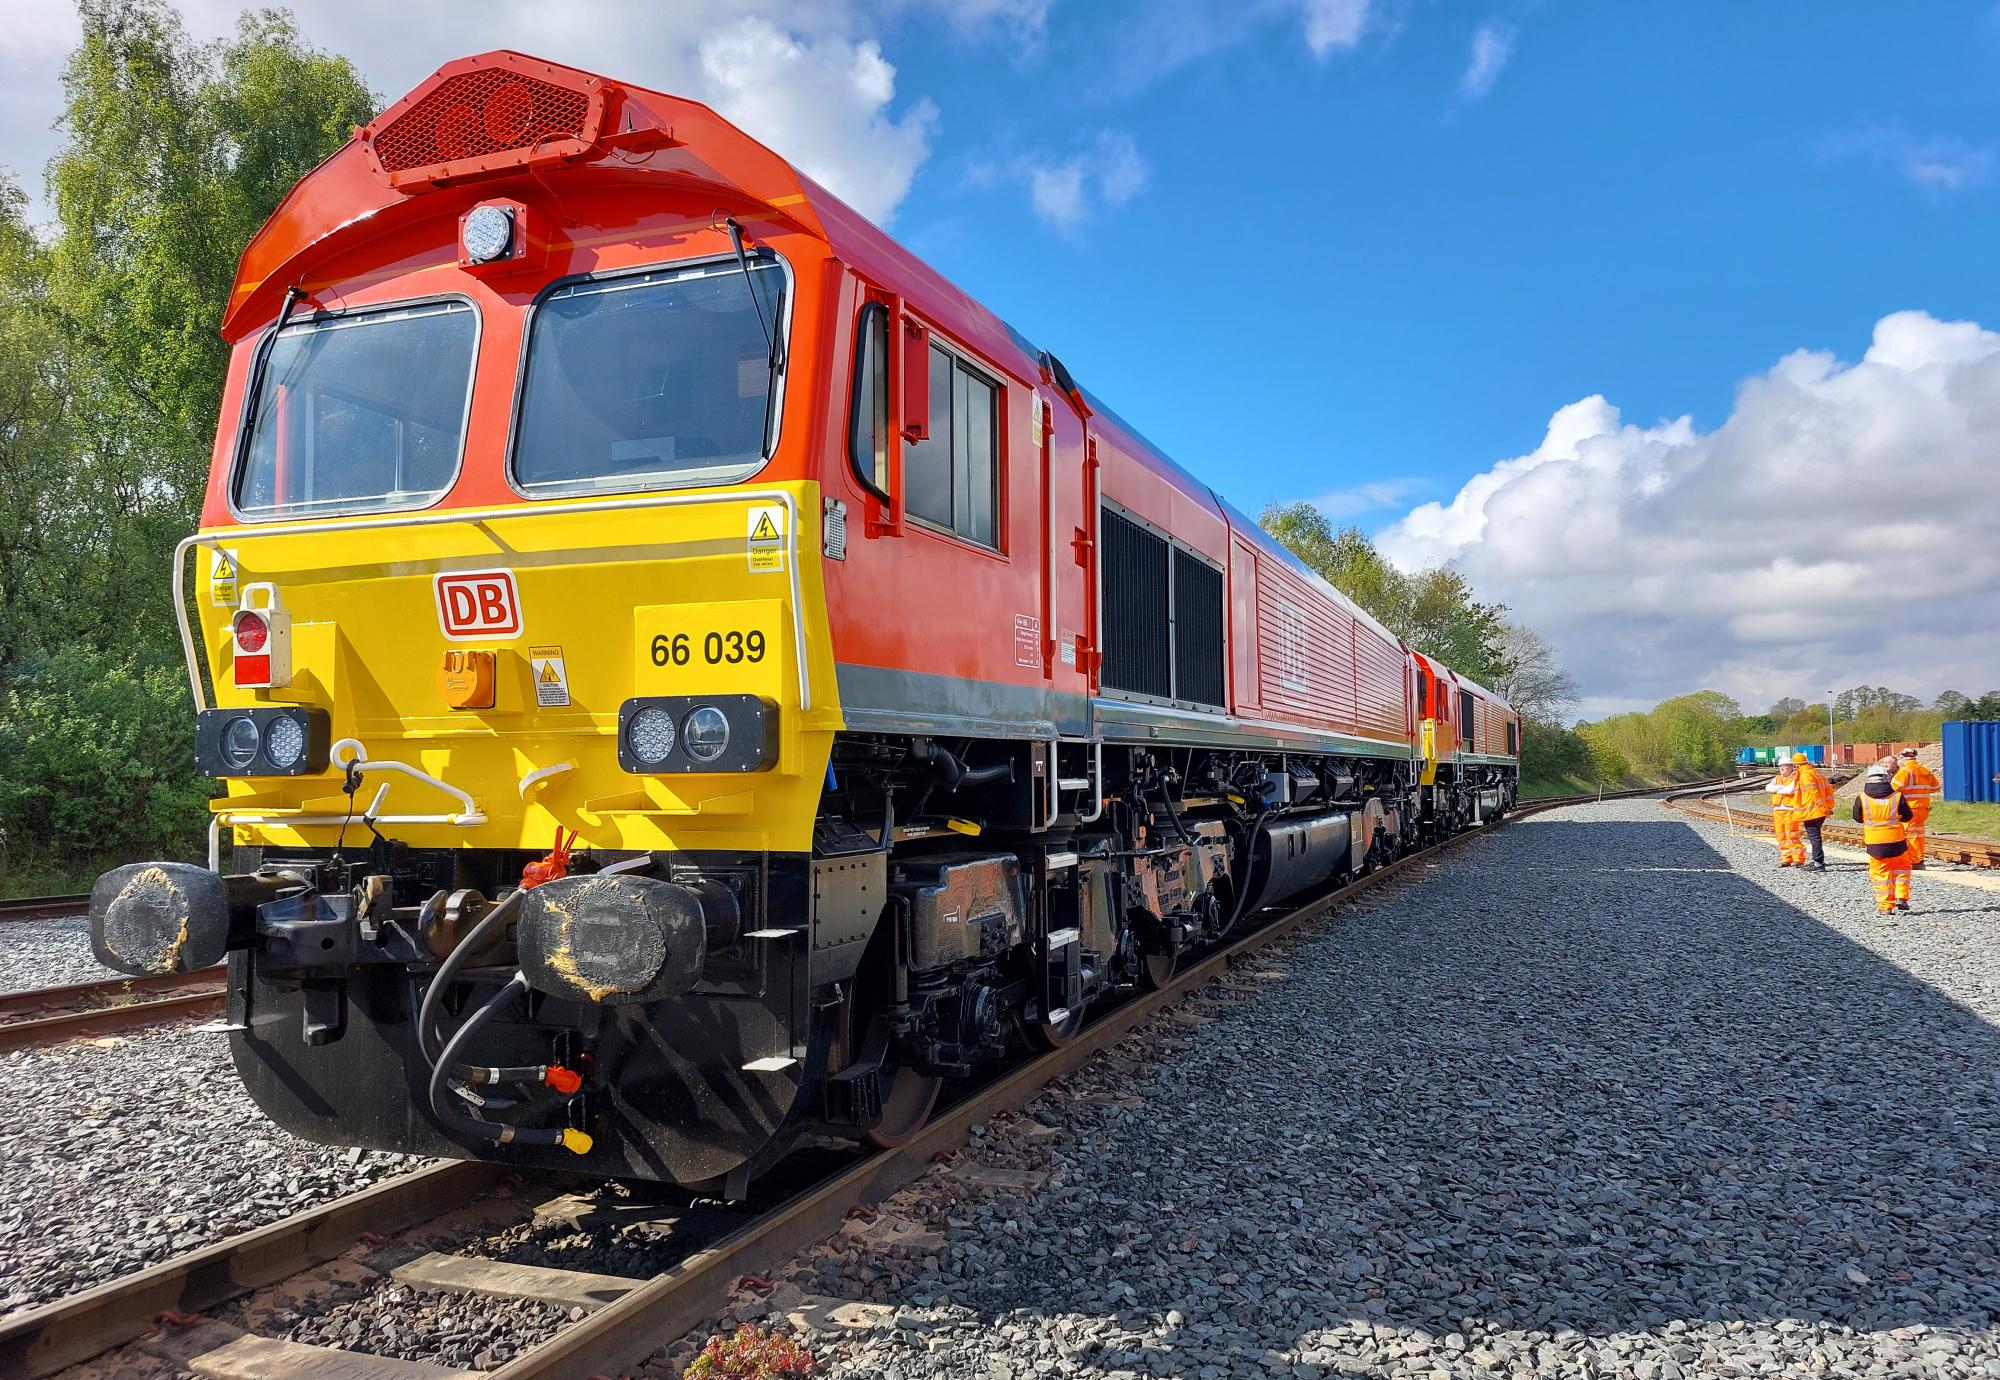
[435,569,522,640]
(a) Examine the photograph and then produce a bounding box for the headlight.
[627,705,678,766]
[617,695,776,774]
[461,204,514,263]
[220,716,261,771]
[196,707,331,777]
[681,705,730,763]
[263,714,307,771]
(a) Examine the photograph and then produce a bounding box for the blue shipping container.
[1737,747,1759,764]
[1942,720,2000,804]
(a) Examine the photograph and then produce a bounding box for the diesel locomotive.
[89,52,1519,1194]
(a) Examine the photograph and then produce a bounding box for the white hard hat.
[1866,764,1891,780]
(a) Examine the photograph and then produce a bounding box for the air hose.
[414,892,577,1095]
[427,972,592,1155]
[416,888,523,1070]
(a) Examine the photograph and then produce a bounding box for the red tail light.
[233,611,269,653]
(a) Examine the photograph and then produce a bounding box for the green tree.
[1490,623,1577,725]
[1935,690,1973,717]
[0,3,374,887]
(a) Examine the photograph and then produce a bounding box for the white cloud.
[1313,477,1424,519]
[1826,126,1994,195]
[0,0,974,228]
[1302,0,1371,56]
[1375,310,2000,712]
[1014,131,1150,234]
[1456,20,1515,104]
[698,19,936,223]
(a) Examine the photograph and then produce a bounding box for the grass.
[0,855,111,900]
[1926,800,2000,842]
[1521,770,1716,802]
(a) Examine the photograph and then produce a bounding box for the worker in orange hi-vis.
[1794,753,1834,872]
[1892,747,1941,868]
[1767,762,1805,865]
[1851,764,1914,914]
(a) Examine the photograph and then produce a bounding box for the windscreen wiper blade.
[724,217,784,374]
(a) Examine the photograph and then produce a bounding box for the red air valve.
[520,827,576,889]
[542,1066,583,1095]
[230,583,292,689]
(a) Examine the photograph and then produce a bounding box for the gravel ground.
[279,1281,580,1371]
[0,1024,429,1315]
[0,912,114,993]
[657,799,2000,1379]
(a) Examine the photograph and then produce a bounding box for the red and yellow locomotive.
[89,52,1518,1193]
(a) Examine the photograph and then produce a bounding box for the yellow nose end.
[558,1127,593,1156]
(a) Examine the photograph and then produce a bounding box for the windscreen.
[232,300,477,519]
[513,257,786,495]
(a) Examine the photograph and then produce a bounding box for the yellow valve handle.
[559,1127,594,1156]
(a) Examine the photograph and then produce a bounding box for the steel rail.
[0,789,1639,1379]
[0,1162,511,1379]
[0,968,227,1054]
[0,894,89,924]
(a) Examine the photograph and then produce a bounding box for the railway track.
[1663,792,2000,869]
[0,894,89,924]
[1,788,1658,1380]
[0,968,226,1054]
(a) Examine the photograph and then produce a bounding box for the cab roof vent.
[364,58,608,189]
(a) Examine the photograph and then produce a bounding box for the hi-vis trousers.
[1868,853,1912,912]
[1774,811,1805,865]
[1907,801,1931,866]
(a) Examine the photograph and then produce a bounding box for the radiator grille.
[1100,509,1171,699]
[373,70,592,174]
[1173,548,1225,707]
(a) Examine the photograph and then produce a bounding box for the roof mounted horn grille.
[363,55,612,189]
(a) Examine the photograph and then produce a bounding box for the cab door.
[1035,372,1093,723]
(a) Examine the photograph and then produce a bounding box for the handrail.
[212,736,490,846]
[172,488,810,712]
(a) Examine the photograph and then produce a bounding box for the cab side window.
[905,342,998,548]
[849,303,890,495]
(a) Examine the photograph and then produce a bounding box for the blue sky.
[879,3,2000,527]
[2,1,1996,711]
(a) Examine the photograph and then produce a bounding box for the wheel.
[1017,1000,1087,1050]
[864,1061,943,1148]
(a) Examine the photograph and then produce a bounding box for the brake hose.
[416,888,524,1069]
[427,973,591,1154]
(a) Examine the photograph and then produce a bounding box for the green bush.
[0,647,212,880]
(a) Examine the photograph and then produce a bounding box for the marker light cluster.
[617,695,775,775]
[461,204,515,263]
[195,706,332,778]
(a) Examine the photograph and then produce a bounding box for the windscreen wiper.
[725,217,784,374]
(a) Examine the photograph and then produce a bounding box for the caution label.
[746,504,786,573]
[528,645,570,708]
[209,548,239,607]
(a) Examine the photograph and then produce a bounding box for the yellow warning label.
[209,548,239,607]
[746,504,786,573]
[528,645,570,708]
